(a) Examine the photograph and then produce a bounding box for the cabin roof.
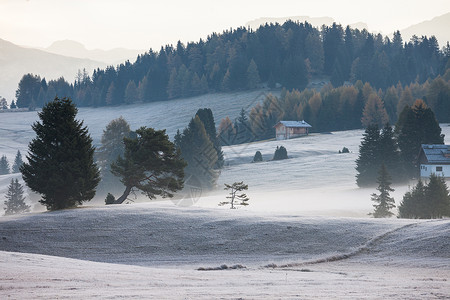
[420,144,450,164]
[274,120,312,128]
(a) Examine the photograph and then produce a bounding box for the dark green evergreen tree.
[396,100,444,177]
[424,174,450,218]
[398,179,426,219]
[96,117,132,195]
[253,151,263,162]
[273,146,288,160]
[111,127,186,204]
[11,150,24,173]
[176,116,219,189]
[370,164,396,218]
[378,123,404,181]
[4,178,30,215]
[195,108,223,168]
[355,124,380,187]
[0,155,10,175]
[398,175,450,218]
[21,97,100,210]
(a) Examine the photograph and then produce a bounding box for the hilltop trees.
[21,97,100,210]
[16,22,449,108]
[4,178,30,215]
[111,127,185,204]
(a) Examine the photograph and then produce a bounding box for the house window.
[436,166,443,172]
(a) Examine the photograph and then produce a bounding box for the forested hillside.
[15,21,450,109]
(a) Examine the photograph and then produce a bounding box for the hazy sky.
[1,0,449,50]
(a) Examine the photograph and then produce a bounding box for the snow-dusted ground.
[1,93,450,298]
[0,204,449,299]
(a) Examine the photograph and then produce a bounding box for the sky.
[1,0,449,51]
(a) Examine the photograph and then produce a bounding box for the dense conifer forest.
[14,21,450,111]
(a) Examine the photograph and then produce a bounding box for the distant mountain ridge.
[45,40,145,65]
[400,12,450,47]
[0,38,106,101]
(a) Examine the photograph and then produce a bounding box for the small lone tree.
[111,127,186,204]
[370,164,396,218]
[219,181,249,209]
[253,151,263,162]
[12,150,23,173]
[4,178,30,215]
[273,146,288,160]
[21,97,100,210]
[0,155,10,175]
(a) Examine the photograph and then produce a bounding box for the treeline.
[218,75,450,144]
[15,21,450,108]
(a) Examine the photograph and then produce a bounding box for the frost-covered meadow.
[0,91,450,299]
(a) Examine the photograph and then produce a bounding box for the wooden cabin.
[273,120,312,140]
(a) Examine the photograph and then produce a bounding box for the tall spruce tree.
[176,116,219,189]
[355,124,380,187]
[396,100,444,177]
[195,108,223,168]
[370,164,396,218]
[11,150,23,173]
[0,155,10,175]
[4,178,30,215]
[21,97,100,210]
[111,127,186,204]
[378,123,404,181]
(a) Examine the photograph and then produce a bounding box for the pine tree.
[378,123,404,181]
[361,94,388,128]
[398,175,450,219]
[177,116,219,189]
[370,164,396,218]
[246,59,260,89]
[219,181,249,209]
[195,108,223,168]
[111,127,186,204]
[97,117,132,195]
[424,174,450,218]
[355,124,380,187]
[21,97,100,210]
[0,155,10,175]
[398,179,426,219]
[253,151,263,162]
[12,150,23,173]
[396,100,444,177]
[273,146,288,160]
[4,178,30,215]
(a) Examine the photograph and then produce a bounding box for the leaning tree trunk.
[113,185,132,204]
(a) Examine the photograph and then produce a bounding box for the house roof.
[274,120,312,128]
[420,144,450,164]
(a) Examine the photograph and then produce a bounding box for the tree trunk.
[113,185,132,204]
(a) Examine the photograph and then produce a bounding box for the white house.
[273,120,312,140]
[418,144,450,179]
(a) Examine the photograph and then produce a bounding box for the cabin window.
[436,166,443,172]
